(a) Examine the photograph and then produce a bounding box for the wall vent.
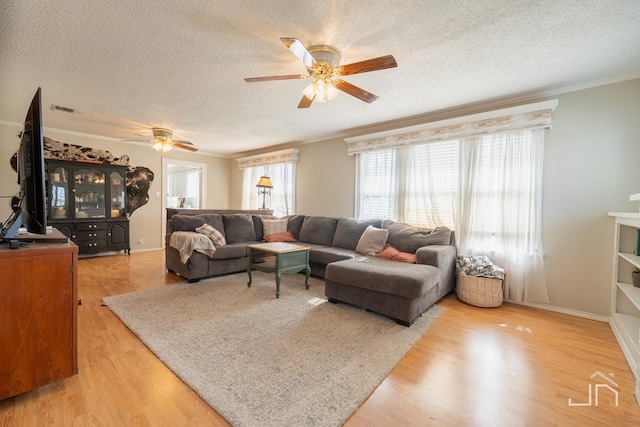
[50,104,75,114]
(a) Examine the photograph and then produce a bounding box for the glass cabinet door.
[74,168,106,218]
[49,166,70,220]
[110,171,126,218]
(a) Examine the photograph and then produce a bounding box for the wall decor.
[126,166,154,215]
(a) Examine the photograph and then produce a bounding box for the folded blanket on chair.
[170,231,216,264]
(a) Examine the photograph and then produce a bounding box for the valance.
[345,100,558,155]
[236,148,300,169]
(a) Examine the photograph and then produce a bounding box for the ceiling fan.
[122,127,198,152]
[244,37,397,108]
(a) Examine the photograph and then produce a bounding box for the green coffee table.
[246,242,310,298]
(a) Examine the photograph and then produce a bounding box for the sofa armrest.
[416,245,457,297]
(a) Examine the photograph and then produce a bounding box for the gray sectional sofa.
[165,208,456,325]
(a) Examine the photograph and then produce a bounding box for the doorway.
[161,158,207,246]
[165,162,206,209]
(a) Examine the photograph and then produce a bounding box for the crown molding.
[236,148,300,169]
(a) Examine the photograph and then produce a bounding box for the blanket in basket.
[456,255,505,279]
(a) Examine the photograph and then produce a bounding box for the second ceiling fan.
[122,127,198,152]
[244,38,397,108]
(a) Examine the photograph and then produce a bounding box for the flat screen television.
[1,87,47,240]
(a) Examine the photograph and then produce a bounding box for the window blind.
[357,149,396,219]
[402,141,458,228]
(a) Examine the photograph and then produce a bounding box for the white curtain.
[455,129,549,303]
[241,163,294,217]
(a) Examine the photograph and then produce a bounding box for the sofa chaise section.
[325,256,442,326]
[322,219,456,325]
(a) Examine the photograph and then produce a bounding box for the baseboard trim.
[505,299,610,323]
[129,247,163,254]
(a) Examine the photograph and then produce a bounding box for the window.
[357,141,458,228]
[241,162,295,217]
[457,131,542,253]
[403,141,458,228]
[237,149,299,217]
[357,149,396,219]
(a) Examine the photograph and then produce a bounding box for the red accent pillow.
[376,244,417,263]
[392,251,417,264]
[377,243,400,258]
[264,230,296,242]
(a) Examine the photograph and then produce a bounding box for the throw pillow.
[392,250,417,264]
[377,243,399,259]
[264,230,296,242]
[355,225,389,255]
[195,223,226,247]
[377,244,417,263]
[252,214,275,241]
[262,218,288,237]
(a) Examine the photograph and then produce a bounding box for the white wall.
[543,79,640,316]
[295,138,355,217]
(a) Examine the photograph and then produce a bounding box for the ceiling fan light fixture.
[303,79,339,103]
[121,127,196,152]
[153,140,173,152]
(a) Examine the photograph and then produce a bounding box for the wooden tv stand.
[0,240,78,400]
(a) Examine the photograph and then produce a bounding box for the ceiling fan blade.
[173,140,194,145]
[280,37,316,68]
[119,138,152,143]
[172,142,198,152]
[297,94,314,109]
[244,74,309,82]
[334,80,379,103]
[337,55,398,76]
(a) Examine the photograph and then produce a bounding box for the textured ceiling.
[2,1,640,157]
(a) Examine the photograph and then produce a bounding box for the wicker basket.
[456,273,504,308]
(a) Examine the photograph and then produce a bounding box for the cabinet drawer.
[76,222,107,231]
[76,229,107,240]
[76,240,107,254]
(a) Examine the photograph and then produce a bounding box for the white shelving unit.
[609,210,640,403]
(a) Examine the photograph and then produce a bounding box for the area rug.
[103,271,444,427]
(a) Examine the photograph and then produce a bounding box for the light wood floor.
[2,250,640,426]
